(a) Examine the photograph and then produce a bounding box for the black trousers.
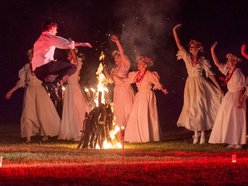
[34,60,77,83]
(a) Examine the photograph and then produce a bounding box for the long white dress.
[176,49,222,131]
[19,64,60,139]
[111,59,135,127]
[209,65,246,145]
[124,70,162,142]
[58,60,89,141]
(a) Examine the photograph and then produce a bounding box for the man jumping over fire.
[31,19,92,101]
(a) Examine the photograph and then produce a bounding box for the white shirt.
[31,31,73,71]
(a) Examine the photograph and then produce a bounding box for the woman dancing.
[209,42,246,149]
[104,35,135,128]
[173,24,223,144]
[124,56,168,143]
[58,48,89,141]
[5,49,60,143]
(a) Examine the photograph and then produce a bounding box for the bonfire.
[78,52,122,149]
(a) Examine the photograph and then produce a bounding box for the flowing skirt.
[209,91,246,145]
[21,86,60,139]
[125,90,160,142]
[177,76,222,131]
[113,84,134,126]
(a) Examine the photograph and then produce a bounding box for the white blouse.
[177,49,214,78]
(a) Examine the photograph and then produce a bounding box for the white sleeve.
[176,48,187,61]
[122,56,131,71]
[127,71,137,84]
[49,35,73,49]
[150,71,163,90]
[218,63,228,75]
[233,68,246,90]
[16,65,29,88]
[202,59,214,78]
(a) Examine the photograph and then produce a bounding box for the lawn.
[0,124,248,185]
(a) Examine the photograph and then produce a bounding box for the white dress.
[209,65,246,145]
[176,49,222,131]
[58,60,89,141]
[19,64,60,139]
[124,70,162,142]
[111,60,135,127]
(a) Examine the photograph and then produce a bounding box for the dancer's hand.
[211,41,218,51]
[5,91,13,100]
[111,35,119,43]
[173,24,182,31]
[162,88,169,95]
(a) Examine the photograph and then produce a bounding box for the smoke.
[114,0,181,65]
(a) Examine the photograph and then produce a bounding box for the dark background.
[0,0,248,131]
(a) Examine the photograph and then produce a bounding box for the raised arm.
[111,35,124,55]
[67,39,79,65]
[111,35,130,68]
[241,44,248,59]
[172,24,184,51]
[210,42,222,69]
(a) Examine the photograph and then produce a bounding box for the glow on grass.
[2,157,248,168]
[41,144,78,149]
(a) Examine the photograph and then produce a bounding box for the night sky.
[1,0,248,130]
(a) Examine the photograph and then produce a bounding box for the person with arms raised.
[173,24,222,144]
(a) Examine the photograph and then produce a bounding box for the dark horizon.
[1,0,248,129]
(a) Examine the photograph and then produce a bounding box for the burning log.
[77,98,117,149]
[77,52,121,149]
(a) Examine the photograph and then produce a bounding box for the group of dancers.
[5,20,248,149]
[6,20,92,143]
[104,35,168,143]
[174,24,247,149]
[106,24,247,149]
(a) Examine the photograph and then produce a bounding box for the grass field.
[0,124,248,185]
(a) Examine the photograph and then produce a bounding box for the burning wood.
[78,52,122,149]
